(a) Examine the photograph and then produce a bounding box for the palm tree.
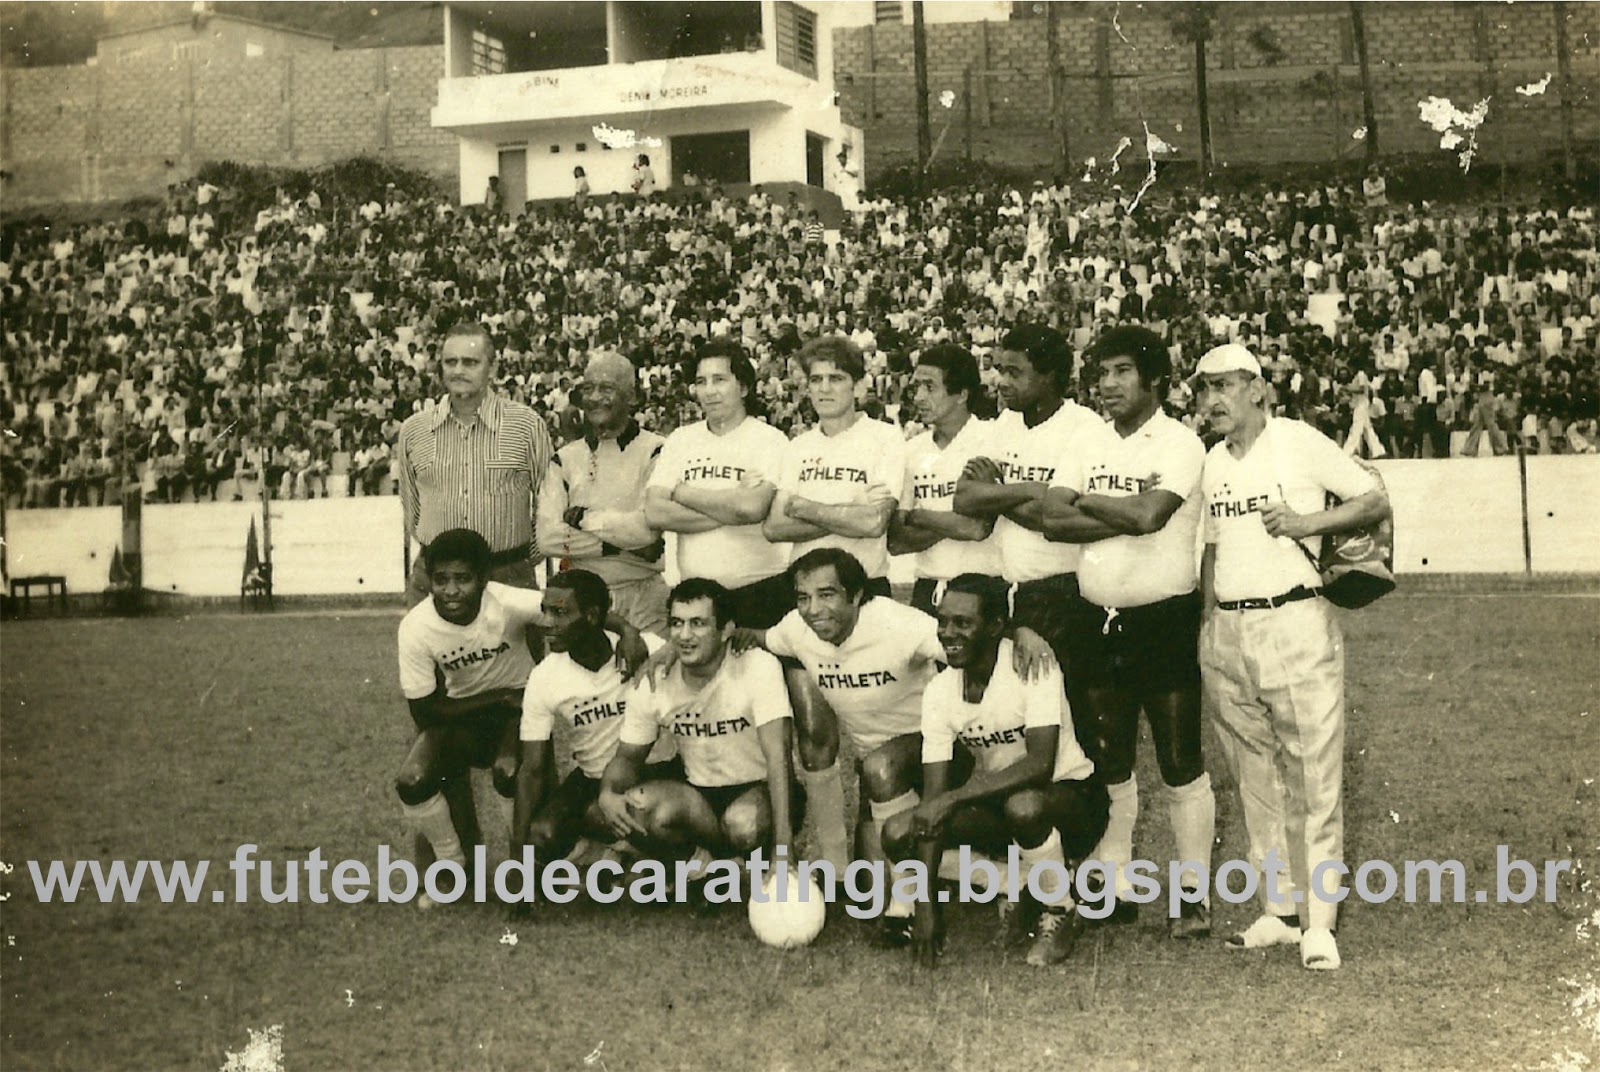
[1350,2,1378,163]
[1168,3,1216,183]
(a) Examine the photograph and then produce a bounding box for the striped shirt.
[397,392,554,554]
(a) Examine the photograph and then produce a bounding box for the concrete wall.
[0,46,457,207]
[6,459,1598,601]
[832,0,1600,171]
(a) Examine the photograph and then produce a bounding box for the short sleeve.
[1297,423,1380,501]
[901,602,945,665]
[618,679,661,747]
[742,649,794,728]
[1159,427,1206,500]
[646,432,682,490]
[866,424,908,500]
[494,584,545,627]
[763,609,807,660]
[920,682,957,764]
[1020,663,1069,731]
[520,671,555,742]
[1201,454,1222,543]
[397,617,438,700]
[775,435,804,493]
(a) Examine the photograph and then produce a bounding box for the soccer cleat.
[685,878,725,918]
[1025,908,1084,967]
[874,912,916,949]
[1227,913,1303,950]
[1084,898,1138,928]
[1170,896,1212,940]
[1301,927,1342,970]
[999,893,1045,947]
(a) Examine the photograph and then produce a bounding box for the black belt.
[488,543,533,567]
[1217,586,1320,611]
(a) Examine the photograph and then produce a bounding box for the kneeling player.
[395,529,547,909]
[512,569,680,893]
[883,574,1109,968]
[597,578,800,909]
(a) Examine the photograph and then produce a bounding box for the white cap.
[1193,343,1262,380]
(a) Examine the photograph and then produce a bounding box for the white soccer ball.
[747,872,826,949]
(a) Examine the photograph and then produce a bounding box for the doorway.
[496,148,527,214]
[670,130,751,186]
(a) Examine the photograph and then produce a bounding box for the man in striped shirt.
[398,320,555,606]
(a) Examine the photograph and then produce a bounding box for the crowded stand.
[3,169,1597,509]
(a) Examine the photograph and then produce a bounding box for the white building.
[432,1,865,210]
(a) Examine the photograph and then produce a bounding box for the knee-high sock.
[1092,775,1138,898]
[869,790,921,918]
[1168,772,1216,894]
[1017,829,1073,909]
[800,764,850,875]
[403,794,464,866]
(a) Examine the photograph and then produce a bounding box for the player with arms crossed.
[1041,325,1216,936]
[883,574,1107,968]
[644,340,793,629]
[763,335,908,878]
[1195,343,1390,970]
[597,578,800,909]
[953,324,1104,716]
[888,344,1002,615]
[511,569,679,898]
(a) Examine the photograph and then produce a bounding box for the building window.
[775,2,817,79]
[576,143,588,152]
[550,145,561,154]
[471,28,506,75]
[874,1,903,24]
[173,41,202,61]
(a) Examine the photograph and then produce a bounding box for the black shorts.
[726,572,795,630]
[540,758,686,828]
[1010,572,1083,668]
[1065,591,1202,693]
[695,779,808,830]
[941,776,1109,861]
[439,702,520,771]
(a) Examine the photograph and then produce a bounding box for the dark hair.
[688,337,764,417]
[669,577,736,628]
[798,334,865,382]
[943,573,1010,625]
[546,568,611,623]
[998,323,1072,393]
[789,547,869,602]
[423,528,491,578]
[1086,324,1173,393]
[444,319,497,357]
[915,343,981,403]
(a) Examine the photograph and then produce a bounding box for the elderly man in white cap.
[1194,343,1390,971]
[536,351,669,635]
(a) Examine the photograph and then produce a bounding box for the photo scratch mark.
[220,1024,284,1072]
[1516,73,1552,96]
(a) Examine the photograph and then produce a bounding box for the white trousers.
[1201,597,1346,930]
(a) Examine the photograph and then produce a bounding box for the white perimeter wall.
[6,459,1598,599]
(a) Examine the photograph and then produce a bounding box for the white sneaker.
[1226,913,1302,949]
[1301,927,1342,970]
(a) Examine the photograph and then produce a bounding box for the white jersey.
[1202,417,1379,603]
[777,415,907,579]
[765,597,944,755]
[1054,409,1204,608]
[901,417,1003,580]
[648,417,790,588]
[921,640,1094,783]
[988,402,1105,583]
[397,582,543,701]
[520,632,675,778]
[620,648,790,788]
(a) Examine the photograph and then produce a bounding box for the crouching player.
[511,569,680,900]
[883,574,1109,968]
[396,529,646,909]
[597,578,801,910]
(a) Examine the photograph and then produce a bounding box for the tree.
[1350,2,1379,163]
[1168,3,1216,184]
[912,0,932,185]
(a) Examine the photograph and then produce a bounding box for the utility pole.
[1553,1,1576,182]
[912,0,932,186]
[1048,1,1069,179]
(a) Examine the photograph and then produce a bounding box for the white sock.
[402,794,464,866]
[800,764,850,874]
[869,791,921,918]
[1017,829,1073,909]
[1168,772,1216,894]
[1092,775,1138,898]
[684,846,715,876]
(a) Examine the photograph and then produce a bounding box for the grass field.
[2,592,1597,1072]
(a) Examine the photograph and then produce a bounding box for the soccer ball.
[747,872,826,949]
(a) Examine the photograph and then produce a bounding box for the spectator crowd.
[3,166,1597,510]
